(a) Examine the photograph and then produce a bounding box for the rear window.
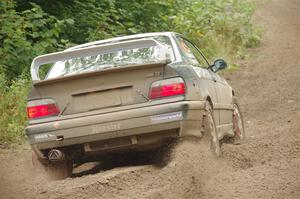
[42,36,174,80]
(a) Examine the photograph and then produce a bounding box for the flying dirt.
[0,0,299,198]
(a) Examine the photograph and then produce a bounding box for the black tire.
[202,101,221,156]
[232,98,246,144]
[32,151,72,180]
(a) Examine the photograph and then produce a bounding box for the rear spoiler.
[30,39,170,81]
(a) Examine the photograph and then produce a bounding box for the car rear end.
[26,37,205,163]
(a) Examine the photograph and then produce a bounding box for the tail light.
[27,99,60,119]
[149,77,186,99]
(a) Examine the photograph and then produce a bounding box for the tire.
[232,99,246,144]
[201,101,221,156]
[32,150,72,180]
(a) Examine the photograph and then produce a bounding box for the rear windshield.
[43,36,174,80]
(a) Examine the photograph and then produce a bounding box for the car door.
[209,71,233,125]
[175,36,220,124]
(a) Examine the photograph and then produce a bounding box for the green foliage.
[0,0,260,144]
[15,0,173,44]
[170,0,260,62]
[88,1,172,41]
[0,73,31,145]
[0,0,73,82]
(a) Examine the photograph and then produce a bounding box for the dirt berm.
[0,0,299,198]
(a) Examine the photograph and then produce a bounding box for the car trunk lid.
[32,62,166,115]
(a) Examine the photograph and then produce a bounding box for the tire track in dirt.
[0,0,299,198]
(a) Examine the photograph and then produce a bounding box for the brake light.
[27,99,60,119]
[149,77,186,99]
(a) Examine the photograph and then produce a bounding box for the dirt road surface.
[0,0,299,198]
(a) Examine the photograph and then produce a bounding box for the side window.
[177,37,209,68]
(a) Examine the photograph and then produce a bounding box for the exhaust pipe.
[48,149,65,162]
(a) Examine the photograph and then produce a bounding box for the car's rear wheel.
[232,99,245,144]
[32,151,72,180]
[202,101,221,156]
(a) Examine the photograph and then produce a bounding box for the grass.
[0,74,31,146]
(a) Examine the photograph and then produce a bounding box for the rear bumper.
[26,100,206,156]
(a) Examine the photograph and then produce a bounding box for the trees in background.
[1,0,260,82]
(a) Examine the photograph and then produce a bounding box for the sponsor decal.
[53,122,60,129]
[151,111,183,123]
[34,133,56,141]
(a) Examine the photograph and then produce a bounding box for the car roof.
[67,32,177,51]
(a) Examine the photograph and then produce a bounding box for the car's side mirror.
[210,59,228,72]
